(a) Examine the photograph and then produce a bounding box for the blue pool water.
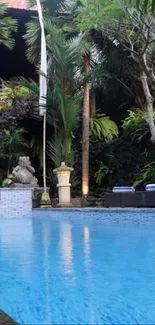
[1,210,155,324]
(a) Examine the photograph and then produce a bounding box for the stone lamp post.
[53,162,73,207]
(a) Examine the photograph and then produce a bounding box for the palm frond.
[0,4,17,50]
[10,77,39,95]
[90,114,118,141]
[75,0,121,30]
[47,133,66,166]
[133,0,155,12]
[68,32,92,58]
[47,133,75,167]
[24,17,41,64]
[45,19,64,51]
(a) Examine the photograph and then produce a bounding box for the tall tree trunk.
[43,111,47,193]
[90,95,96,117]
[62,76,70,97]
[141,71,155,142]
[62,75,70,164]
[82,55,90,196]
[7,159,10,177]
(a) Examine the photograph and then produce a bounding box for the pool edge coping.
[33,207,155,212]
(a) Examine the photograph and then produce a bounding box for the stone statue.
[12,156,38,186]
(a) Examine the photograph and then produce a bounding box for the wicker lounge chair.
[104,186,155,207]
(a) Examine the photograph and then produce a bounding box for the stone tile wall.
[0,188,32,217]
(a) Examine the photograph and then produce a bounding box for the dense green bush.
[122,109,151,142]
[0,86,33,111]
[88,133,155,196]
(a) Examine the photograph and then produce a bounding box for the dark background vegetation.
[0,8,153,196]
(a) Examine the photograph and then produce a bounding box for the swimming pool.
[1,209,155,324]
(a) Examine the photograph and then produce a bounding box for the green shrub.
[2,174,13,187]
[133,161,155,187]
[122,109,150,142]
[90,114,118,141]
[94,164,113,186]
[0,86,34,111]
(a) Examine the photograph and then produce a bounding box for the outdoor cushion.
[145,184,155,191]
[112,186,135,192]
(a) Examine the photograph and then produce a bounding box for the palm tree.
[44,19,82,168]
[26,2,90,197]
[45,15,96,196]
[35,0,49,207]
[47,92,79,167]
[25,13,81,167]
[24,0,119,196]
[72,0,122,197]
[0,4,17,49]
[82,54,90,196]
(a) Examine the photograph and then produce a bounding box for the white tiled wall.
[0,188,32,217]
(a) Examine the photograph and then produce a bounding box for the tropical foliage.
[90,114,118,141]
[0,85,34,111]
[135,0,155,11]
[122,109,151,142]
[0,127,28,176]
[133,161,155,187]
[22,1,119,195]
[0,4,17,49]
[2,0,155,194]
[94,164,113,186]
[47,94,80,167]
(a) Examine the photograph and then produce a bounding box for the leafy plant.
[90,114,118,141]
[47,134,69,167]
[0,127,28,176]
[29,135,43,169]
[133,161,155,187]
[122,109,150,142]
[94,164,113,186]
[0,4,17,50]
[10,78,39,96]
[75,0,121,30]
[5,85,34,98]
[47,133,75,167]
[134,0,155,12]
[106,0,155,142]
[0,85,34,111]
[47,93,79,168]
[2,174,13,187]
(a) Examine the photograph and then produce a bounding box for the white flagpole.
[36,0,49,202]
[36,0,47,116]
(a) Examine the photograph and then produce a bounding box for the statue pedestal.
[10,157,52,209]
[57,184,72,207]
[33,187,50,208]
[11,183,39,188]
[11,185,52,208]
[40,192,52,208]
[53,162,73,207]
[0,188,33,217]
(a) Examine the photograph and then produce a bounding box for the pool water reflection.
[0,211,155,324]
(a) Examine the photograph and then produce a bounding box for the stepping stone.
[0,310,19,325]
